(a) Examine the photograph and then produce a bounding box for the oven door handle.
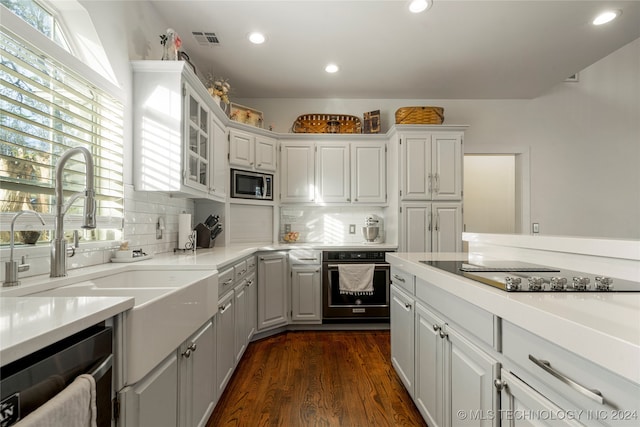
[326,264,390,269]
[89,354,113,382]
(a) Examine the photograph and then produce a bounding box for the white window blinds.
[0,27,124,240]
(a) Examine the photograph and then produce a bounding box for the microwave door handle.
[263,176,267,198]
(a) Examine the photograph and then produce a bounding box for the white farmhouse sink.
[30,266,219,384]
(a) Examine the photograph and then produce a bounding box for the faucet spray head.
[82,189,97,229]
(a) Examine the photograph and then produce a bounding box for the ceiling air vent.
[192,31,220,46]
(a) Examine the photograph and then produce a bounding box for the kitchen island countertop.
[386,251,640,385]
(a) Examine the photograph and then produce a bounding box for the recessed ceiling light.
[325,63,339,73]
[409,0,431,14]
[592,10,621,25]
[248,32,266,44]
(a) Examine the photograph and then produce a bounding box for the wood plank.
[207,330,426,426]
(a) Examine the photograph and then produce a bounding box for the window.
[0,0,71,51]
[0,17,124,244]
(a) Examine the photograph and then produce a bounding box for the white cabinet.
[391,267,499,427]
[352,142,386,204]
[257,252,288,330]
[245,269,257,341]
[316,142,350,203]
[290,264,322,323]
[179,320,215,427]
[132,61,223,200]
[210,118,227,199]
[401,202,463,252]
[390,284,415,396]
[400,130,463,201]
[121,353,178,427]
[281,140,386,205]
[229,128,277,172]
[280,142,315,203]
[215,290,235,397]
[233,280,247,363]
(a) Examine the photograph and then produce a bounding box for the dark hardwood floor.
[206,330,427,427]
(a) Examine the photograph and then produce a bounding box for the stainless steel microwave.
[231,168,273,201]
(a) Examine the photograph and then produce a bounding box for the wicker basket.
[292,114,362,134]
[395,106,444,125]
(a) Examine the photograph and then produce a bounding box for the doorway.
[463,153,529,234]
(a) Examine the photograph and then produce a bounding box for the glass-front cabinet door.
[185,86,210,192]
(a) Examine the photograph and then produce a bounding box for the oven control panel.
[323,251,389,262]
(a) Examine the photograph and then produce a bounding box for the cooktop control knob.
[527,276,544,291]
[595,276,613,291]
[505,276,521,291]
[550,277,567,291]
[572,277,590,291]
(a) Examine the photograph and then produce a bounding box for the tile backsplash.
[0,185,194,281]
[280,206,385,244]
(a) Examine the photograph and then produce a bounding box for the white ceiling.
[147,1,640,99]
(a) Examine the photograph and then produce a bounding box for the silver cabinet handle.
[182,348,192,358]
[428,173,433,194]
[393,274,405,283]
[439,328,448,339]
[528,355,604,404]
[297,258,319,261]
[218,302,231,314]
[435,212,440,231]
[428,211,432,232]
[404,302,412,309]
[432,324,440,332]
[434,173,440,194]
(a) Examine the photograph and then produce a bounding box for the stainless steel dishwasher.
[0,324,113,426]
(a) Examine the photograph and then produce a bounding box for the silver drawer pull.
[528,355,604,404]
[297,258,319,261]
[393,274,406,283]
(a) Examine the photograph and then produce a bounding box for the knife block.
[195,223,215,248]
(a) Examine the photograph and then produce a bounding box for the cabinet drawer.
[503,321,640,420]
[234,260,248,280]
[246,256,256,272]
[218,267,235,297]
[391,267,415,294]
[415,277,494,348]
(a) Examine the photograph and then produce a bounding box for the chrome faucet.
[3,210,46,287]
[50,147,96,278]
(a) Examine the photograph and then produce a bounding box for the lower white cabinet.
[257,252,288,330]
[390,285,415,396]
[179,320,216,427]
[216,290,235,396]
[290,264,321,323]
[401,202,462,252]
[245,269,257,341]
[120,320,216,427]
[391,270,500,427]
[234,279,248,363]
[121,353,179,427]
[499,369,584,427]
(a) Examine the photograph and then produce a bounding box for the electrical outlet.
[284,224,291,233]
[349,224,356,234]
[532,223,540,234]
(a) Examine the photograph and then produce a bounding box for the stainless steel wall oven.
[322,250,391,322]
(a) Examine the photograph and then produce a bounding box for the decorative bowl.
[283,232,300,243]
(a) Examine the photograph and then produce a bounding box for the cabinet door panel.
[352,143,386,204]
[185,321,215,427]
[229,130,254,168]
[255,136,277,171]
[432,203,462,252]
[402,135,431,200]
[291,266,321,322]
[316,143,350,202]
[257,253,288,330]
[280,143,315,202]
[390,285,415,396]
[448,327,498,427]
[432,134,462,200]
[234,281,247,362]
[123,354,178,427]
[216,291,235,396]
[402,203,432,253]
[415,302,444,427]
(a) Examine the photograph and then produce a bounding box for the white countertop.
[386,252,640,385]
[0,296,134,365]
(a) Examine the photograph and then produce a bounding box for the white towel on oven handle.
[16,374,97,427]
[338,264,375,295]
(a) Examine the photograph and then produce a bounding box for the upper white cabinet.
[281,139,387,205]
[316,142,350,203]
[280,142,315,203]
[131,61,225,201]
[400,129,463,201]
[352,142,386,204]
[229,128,277,172]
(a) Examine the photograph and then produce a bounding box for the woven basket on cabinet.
[395,106,444,124]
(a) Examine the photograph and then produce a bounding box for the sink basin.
[29,266,219,384]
